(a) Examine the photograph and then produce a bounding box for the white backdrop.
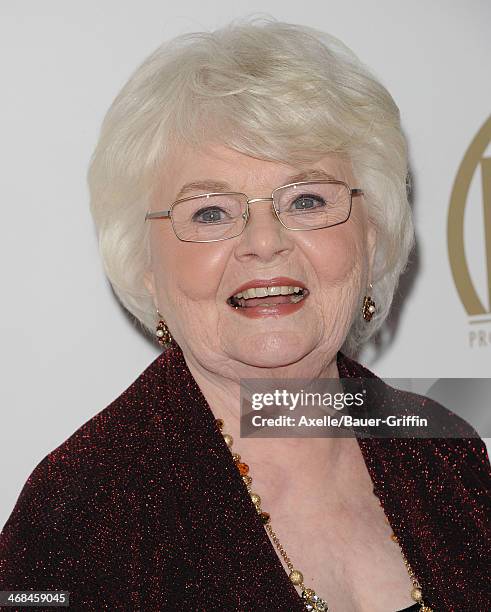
[1,0,490,528]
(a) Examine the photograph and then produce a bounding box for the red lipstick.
[230,276,307,297]
[227,276,309,319]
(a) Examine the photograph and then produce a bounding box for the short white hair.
[88,16,414,357]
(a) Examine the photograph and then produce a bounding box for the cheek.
[152,231,227,301]
[304,224,364,285]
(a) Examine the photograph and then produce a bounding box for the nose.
[233,198,294,263]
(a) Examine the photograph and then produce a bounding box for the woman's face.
[144,144,376,371]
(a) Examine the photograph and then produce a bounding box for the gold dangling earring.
[155,309,173,347]
[362,283,376,322]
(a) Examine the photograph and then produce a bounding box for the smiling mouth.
[227,286,310,309]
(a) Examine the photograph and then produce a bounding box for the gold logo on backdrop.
[448,115,491,347]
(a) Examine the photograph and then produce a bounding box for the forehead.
[156,143,354,200]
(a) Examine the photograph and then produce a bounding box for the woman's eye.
[193,207,228,223]
[291,195,327,211]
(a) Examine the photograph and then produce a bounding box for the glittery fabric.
[1,343,490,611]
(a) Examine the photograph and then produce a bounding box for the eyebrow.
[174,169,338,200]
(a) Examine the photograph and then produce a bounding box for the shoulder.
[382,383,491,486]
[0,348,177,592]
[338,351,491,483]
[11,348,171,506]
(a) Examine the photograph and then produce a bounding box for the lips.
[229,277,308,297]
[226,276,310,314]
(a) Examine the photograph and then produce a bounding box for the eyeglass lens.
[171,182,351,242]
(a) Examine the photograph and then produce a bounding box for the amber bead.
[260,511,270,524]
[236,462,249,476]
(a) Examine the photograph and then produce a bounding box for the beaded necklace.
[215,417,433,612]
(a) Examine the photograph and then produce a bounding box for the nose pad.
[242,205,278,237]
[243,198,279,222]
[234,199,293,261]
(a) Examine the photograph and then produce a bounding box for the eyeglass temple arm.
[145,211,171,220]
[351,188,363,196]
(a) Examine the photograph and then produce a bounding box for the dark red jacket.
[1,344,490,610]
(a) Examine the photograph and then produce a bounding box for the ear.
[143,269,157,308]
[366,222,377,280]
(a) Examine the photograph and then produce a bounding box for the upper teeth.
[233,286,303,299]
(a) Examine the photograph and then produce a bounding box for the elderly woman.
[1,18,490,612]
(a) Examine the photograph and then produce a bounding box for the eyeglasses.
[144,179,363,243]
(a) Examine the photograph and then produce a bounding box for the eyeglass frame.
[144,179,364,243]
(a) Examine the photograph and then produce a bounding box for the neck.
[180,347,355,504]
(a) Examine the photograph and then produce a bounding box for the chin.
[227,334,310,369]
